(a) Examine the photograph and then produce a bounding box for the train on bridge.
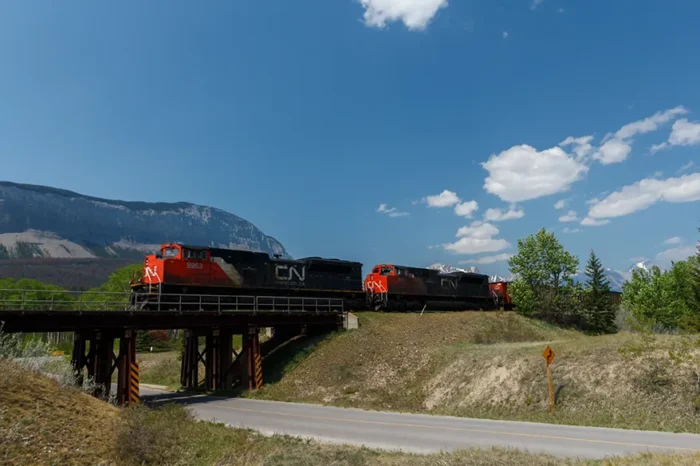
[129,243,512,312]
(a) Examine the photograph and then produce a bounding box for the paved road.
[140,388,700,459]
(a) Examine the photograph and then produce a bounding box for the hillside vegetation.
[2,357,700,466]
[251,311,700,433]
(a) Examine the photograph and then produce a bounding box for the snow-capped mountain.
[427,263,479,274]
[0,181,290,260]
[626,259,656,275]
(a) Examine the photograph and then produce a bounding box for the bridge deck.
[0,309,344,333]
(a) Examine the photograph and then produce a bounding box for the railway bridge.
[0,290,350,406]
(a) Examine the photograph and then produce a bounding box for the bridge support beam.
[180,329,201,390]
[242,327,262,391]
[116,330,137,406]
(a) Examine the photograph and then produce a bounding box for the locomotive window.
[380,267,393,276]
[183,249,206,260]
[372,267,379,274]
[163,248,179,258]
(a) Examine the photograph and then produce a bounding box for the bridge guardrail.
[0,289,344,313]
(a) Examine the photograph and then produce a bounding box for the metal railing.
[0,289,345,313]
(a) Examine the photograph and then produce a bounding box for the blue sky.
[1,0,699,276]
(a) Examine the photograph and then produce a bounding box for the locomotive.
[129,242,366,310]
[364,263,498,311]
[129,243,508,311]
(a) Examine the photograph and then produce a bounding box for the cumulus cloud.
[558,210,578,222]
[656,246,696,264]
[481,145,588,202]
[554,199,566,210]
[586,172,700,220]
[530,0,544,9]
[560,136,594,160]
[563,227,580,234]
[580,217,610,226]
[459,253,513,265]
[376,203,409,217]
[424,190,460,207]
[651,118,700,153]
[593,138,632,165]
[454,200,479,218]
[484,206,524,222]
[664,236,682,245]
[558,106,688,166]
[443,221,510,255]
[359,0,448,31]
[613,106,688,140]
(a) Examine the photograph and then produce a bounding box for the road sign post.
[542,345,555,414]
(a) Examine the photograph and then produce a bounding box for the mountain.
[427,263,479,274]
[570,268,627,292]
[0,181,291,260]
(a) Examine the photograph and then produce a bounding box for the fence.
[0,289,344,313]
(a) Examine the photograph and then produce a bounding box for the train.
[129,242,513,312]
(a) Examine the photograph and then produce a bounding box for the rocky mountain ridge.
[0,181,290,260]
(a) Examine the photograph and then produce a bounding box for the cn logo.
[275,264,306,282]
[441,278,458,289]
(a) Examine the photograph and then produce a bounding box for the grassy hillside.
[1,357,699,465]
[250,311,700,434]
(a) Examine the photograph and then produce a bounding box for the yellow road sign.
[542,345,555,366]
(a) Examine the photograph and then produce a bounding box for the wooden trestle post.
[242,327,263,391]
[116,330,137,406]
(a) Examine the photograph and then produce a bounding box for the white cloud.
[558,210,578,222]
[424,190,460,207]
[677,161,695,174]
[580,217,610,226]
[502,31,509,39]
[593,138,632,165]
[653,171,664,178]
[656,246,696,264]
[586,173,700,220]
[530,0,544,10]
[484,206,524,222]
[560,106,688,165]
[456,222,499,239]
[359,0,448,31]
[560,135,594,160]
[612,106,688,140]
[481,145,588,202]
[376,203,409,217]
[651,118,700,153]
[663,236,682,245]
[454,200,479,218]
[443,221,510,255]
[554,199,566,210]
[459,253,513,265]
[557,7,564,13]
[563,227,580,234]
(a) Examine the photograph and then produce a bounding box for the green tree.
[622,261,694,331]
[79,264,142,310]
[583,250,616,333]
[508,228,579,323]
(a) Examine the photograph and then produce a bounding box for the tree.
[508,228,579,323]
[583,250,616,333]
[622,262,694,331]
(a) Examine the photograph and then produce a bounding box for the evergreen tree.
[583,250,616,333]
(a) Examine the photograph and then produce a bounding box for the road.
[140,388,700,459]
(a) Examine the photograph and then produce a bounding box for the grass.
[2,356,700,465]
[247,311,700,434]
